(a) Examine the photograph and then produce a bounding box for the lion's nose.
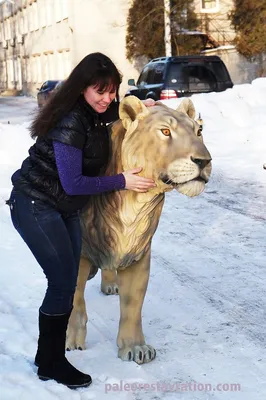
[191,156,211,169]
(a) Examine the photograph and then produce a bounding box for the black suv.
[126,55,233,100]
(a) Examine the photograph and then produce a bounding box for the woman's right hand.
[122,167,156,192]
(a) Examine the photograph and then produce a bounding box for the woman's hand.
[123,167,156,192]
[142,98,156,107]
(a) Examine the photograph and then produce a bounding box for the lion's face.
[119,97,212,197]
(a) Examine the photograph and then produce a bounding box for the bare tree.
[126,0,200,61]
[230,0,266,75]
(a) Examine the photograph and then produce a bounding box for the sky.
[0,80,266,400]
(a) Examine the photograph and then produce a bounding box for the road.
[0,96,37,124]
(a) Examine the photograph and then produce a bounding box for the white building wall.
[0,0,139,97]
[68,0,137,96]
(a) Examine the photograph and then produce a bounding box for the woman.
[6,52,156,389]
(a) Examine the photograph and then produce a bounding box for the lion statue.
[66,96,212,364]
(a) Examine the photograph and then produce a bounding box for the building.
[0,0,70,95]
[0,0,263,96]
[194,0,264,83]
[194,0,235,46]
[0,0,137,96]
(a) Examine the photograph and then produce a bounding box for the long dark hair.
[30,52,122,138]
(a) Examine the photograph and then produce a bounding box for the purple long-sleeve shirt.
[53,141,125,195]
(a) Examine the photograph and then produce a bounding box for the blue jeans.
[7,189,82,315]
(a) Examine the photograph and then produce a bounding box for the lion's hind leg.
[66,256,91,350]
[117,249,156,364]
[101,269,119,295]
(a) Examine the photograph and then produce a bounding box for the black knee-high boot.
[36,310,92,389]
[34,311,42,367]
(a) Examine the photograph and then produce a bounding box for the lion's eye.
[161,128,171,136]
[197,129,202,137]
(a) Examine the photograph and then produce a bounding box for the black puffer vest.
[12,97,118,213]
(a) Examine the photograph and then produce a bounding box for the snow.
[1,80,266,399]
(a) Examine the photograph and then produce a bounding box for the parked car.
[54,80,65,91]
[37,80,63,107]
[126,55,233,101]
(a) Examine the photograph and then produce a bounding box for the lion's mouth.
[161,175,207,186]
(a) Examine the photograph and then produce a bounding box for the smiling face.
[83,84,117,113]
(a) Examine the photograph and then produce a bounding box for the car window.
[167,64,184,83]
[49,81,59,90]
[184,65,217,91]
[167,63,218,91]
[146,66,155,84]
[153,63,165,84]
[55,80,64,90]
[40,82,48,91]
[137,66,149,86]
[206,61,231,81]
[138,63,165,85]
[185,65,216,82]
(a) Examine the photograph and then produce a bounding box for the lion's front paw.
[118,344,156,364]
[66,311,87,351]
[66,325,86,351]
[101,282,119,295]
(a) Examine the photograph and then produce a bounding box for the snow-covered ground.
[1,80,266,400]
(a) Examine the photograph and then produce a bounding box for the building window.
[39,0,46,28]
[33,2,38,30]
[31,56,37,83]
[8,59,14,84]
[22,9,28,34]
[61,0,69,20]
[56,51,62,77]
[0,23,4,42]
[10,16,15,38]
[48,53,54,78]
[201,0,219,13]
[37,56,42,83]
[55,0,61,22]
[63,51,71,77]
[29,5,34,32]
[0,61,6,83]
[14,15,19,37]
[19,11,24,35]
[46,1,52,26]
[43,54,48,81]
[6,18,11,40]
[24,57,30,82]
[14,58,18,82]
[17,57,22,90]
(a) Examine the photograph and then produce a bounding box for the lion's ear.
[119,96,150,130]
[176,98,196,119]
